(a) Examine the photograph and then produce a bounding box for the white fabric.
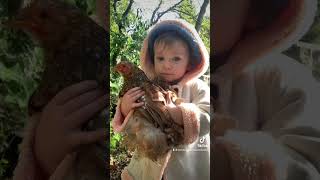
[164,79,210,180]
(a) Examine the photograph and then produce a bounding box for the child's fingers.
[131,91,145,101]
[53,80,98,105]
[128,89,144,98]
[70,128,107,146]
[132,102,144,108]
[126,87,141,95]
[67,94,107,128]
[63,88,104,114]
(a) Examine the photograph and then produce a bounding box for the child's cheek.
[154,62,161,74]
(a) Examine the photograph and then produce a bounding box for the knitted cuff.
[178,103,200,144]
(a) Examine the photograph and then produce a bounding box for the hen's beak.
[113,65,122,74]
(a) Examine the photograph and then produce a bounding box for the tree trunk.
[195,0,209,32]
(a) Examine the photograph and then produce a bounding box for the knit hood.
[224,0,317,74]
[140,19,209,85]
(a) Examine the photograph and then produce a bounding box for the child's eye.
[173,57,181,62]
[156,57,164,61]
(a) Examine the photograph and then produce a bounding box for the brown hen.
[114,61,184,161]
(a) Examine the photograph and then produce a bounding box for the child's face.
[154,40,190,83]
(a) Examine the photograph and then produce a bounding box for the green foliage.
[110,125,122,152]
[109,0,148,106]
[178,0,198,24]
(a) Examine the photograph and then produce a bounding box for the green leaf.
[0,63,21,82]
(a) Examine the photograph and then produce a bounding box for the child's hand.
[34,80,107,176]
[120,87,145,117]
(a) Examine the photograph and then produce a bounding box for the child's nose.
[164,60,172,69]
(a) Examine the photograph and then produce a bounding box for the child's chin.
[158,76,170,82]
[165,78,175,83]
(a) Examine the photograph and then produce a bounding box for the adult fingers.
[53,81,98,105]
[62,88,104,114]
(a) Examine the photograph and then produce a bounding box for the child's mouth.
[161,73,174,76]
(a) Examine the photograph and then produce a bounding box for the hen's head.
[114,61,137,78]
[3,0,83,46]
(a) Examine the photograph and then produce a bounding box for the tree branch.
[195,0,209,32]
[113,0,120,15]
[150,0,163,25]
[136,8,142,18]
[118,0,134,31]
[173,9,197,20]
[150,0,184,26]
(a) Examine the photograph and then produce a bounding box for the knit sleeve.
[178,79,210,144]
